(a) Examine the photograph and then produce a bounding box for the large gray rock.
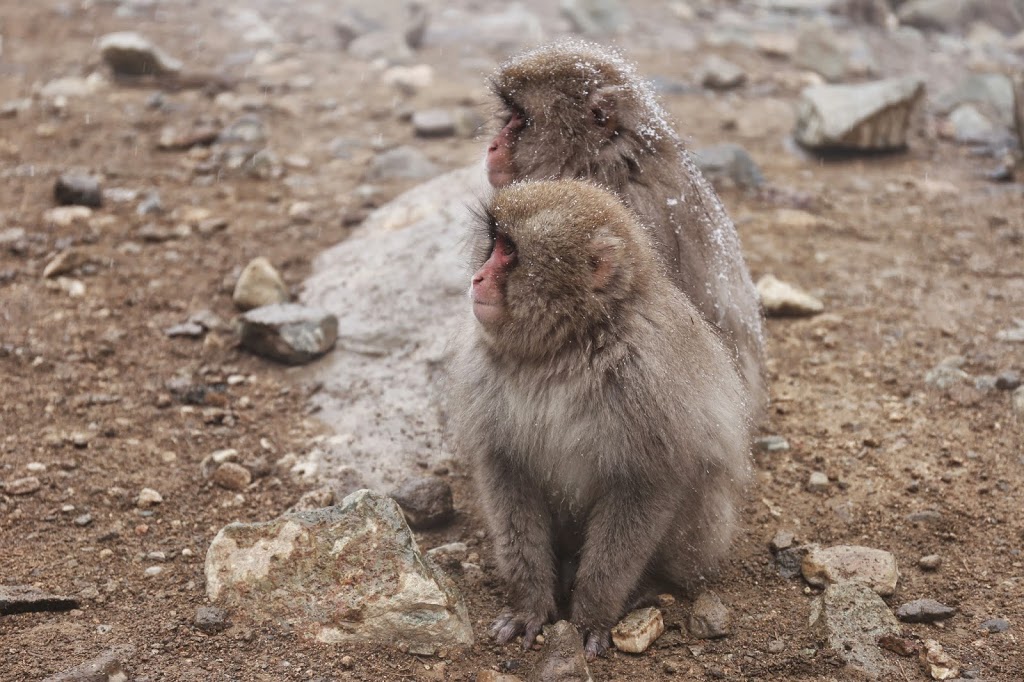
[794,78,925,151]
[42,647,133,682]
[935,73,1016,128]
[205,489,473,652]
[898,0,1024,35]
[239,303,338,365]
[810,583,901,680]
[299,166,485,488]
[0,585,78,615]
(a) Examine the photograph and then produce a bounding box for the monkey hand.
[489,609,550,650]
[583,628,612,659]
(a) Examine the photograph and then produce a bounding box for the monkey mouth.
[472,298,503,325]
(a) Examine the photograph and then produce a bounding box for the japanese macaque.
[448,180,753,657]
[486,40,767,419]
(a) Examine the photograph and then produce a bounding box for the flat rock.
[694,144,763,190]
[99,31,182,76]
[239,303,338,365]
[897,598,956,623]
[205,489,473,651]
[560,0,632,37]
[699,55,746,90]
[233,257,288,311]
[946,104,997,145]
[389,476,454,529]
[794,78,925,152]
[529,621,593,682]
[412,109,456,138]
[688,590,730,639]
[5,475,42,495]
[810,583,901,680]
[54,173,103,208]
[210,462,252,491]
[366,145,440,182]
[0,585,79,615]
[42,646,133,682]
[756,274,824,317]
[194,606,229,633]
[611,607,664,653]
[802,545,899,596]
[980,617,1009,633]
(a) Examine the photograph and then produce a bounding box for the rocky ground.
[1,0,1023,680]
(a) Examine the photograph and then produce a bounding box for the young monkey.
[486,40,768,421]
[448,180,753,658]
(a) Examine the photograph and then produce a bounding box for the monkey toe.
[584,630,611,660]
[490,612,547,648]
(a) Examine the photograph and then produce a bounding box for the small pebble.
[806,471,829,493]
[980,617,1009,633]
[6,476,42,496]
[211,462,252,491]
[755,435,789,453]
[136,487,163,507]
[896,598,956,623]
[918,554,942,571]
[74,514,93,527]
[144,566,163,577]
[195,605,229,633]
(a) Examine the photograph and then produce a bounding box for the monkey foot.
[584,629,611,659]
[490,611,548,650]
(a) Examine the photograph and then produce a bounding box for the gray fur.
[448,180,753,657]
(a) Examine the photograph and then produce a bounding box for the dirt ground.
[1,1,1022,680]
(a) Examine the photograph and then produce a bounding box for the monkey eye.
[495,233,517,260]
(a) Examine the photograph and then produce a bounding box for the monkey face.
[487,39,675,190]
[469,181,652,361]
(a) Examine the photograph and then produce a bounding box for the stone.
[478,672,523,682]
[995,371,1021,390]
[946,105,997,145]
[42,647,132,682]
[776,544,817,579]
[366,146,440,182]
[756,275,824,317]
[918,639,960,680]
[211,462,252,491]
[233,257,288,311]
[205,490,473,650]
[924,359,969,390]
[802,545,900,596]
[54,173,103,208]
[349,32,413,64]
[412,109,456,138]
[806,471,829,493]
[611,607,664,653]
[794,78,925,152]
[754,435,790,452]
[980,617,1009,633]
[693,144,763,190]
[43,249,94,279]
[99,32,182,76]
[5,476,42,495]
[39,75,107,99]
[529,620,593,682]
[935,73,1016,128]
[44,206,93,229]
[918,554,942,571]
[218,115,267,146]
[897,599,956,624]
[194,605,229,633]
[810,583,901,680]
[769,530,796,553]
[382,65,434,94]
[560,0,632,37]
[424,6,544,50]
[899,0,1024,35]
[389,476,454,529]
[0,585,79,615]
[699,55,746,90]
[1012,386,1024,414]
[136,488,163,507]
[688,590,730,639]
[239,303,338,365]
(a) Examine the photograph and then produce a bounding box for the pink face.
[471,233,517,326]
[486,113,524,188]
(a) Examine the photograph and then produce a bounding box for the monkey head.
[486,39,678,189]
[469,180,655,361]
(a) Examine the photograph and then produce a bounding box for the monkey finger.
[520,618,545,651]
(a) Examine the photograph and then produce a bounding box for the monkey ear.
[587,86,625,133]
[589,234,624,291]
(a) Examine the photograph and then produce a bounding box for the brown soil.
[1,2,1022,680]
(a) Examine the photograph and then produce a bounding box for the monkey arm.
[476,449,559,646]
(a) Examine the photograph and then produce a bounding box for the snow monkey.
[486,39,767,419]
[448,180,753,657]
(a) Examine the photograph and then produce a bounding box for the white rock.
[233,257,288,311]
[137,487,164,507]
[756,274,824,317]
[611,606,664,653]
[802,545,900,596]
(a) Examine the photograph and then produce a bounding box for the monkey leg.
[478,452,558,648]
[570,488,675,658]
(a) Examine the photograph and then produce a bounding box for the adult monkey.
[486,39,767,418]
